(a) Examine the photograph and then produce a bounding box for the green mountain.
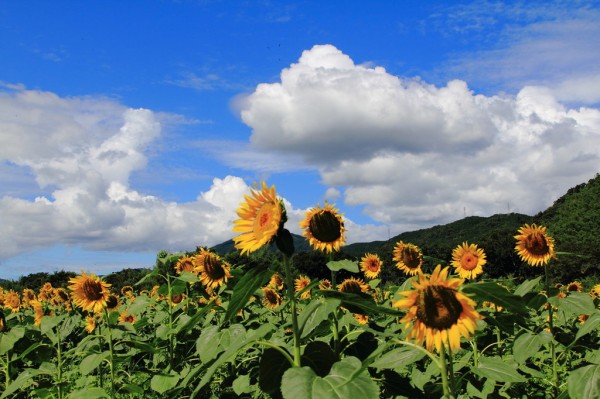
[211,233,313,255]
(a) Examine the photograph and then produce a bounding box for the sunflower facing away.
[85,316,97,334]
[194,248,233,290]
[451,242,487,279]
[393,241,424,276]
[295,275,312,300]
[233,182,284,255]
[338,277,370,294]
[268,273,285,291]
[68,272,111,314]
[361,253,383,279]
[514,224,556,267]
[262,287,282,309]
[392,265,483,352]
[300,202,346,253]
[175,256,197,275]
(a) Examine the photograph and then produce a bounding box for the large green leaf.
[298,298,340,338]
[513,276,542,296]
[224,265,271,322]
[370,346,426,370]
[568,364,600,399]
[66,387,109,399]
[461,282,528,316]
[151,372,180,395]
[192,323,274,396]
[0,325,25,355]
[317,290,403,316]
[79,352,109,375]
[472,356,526,383]
[259,347,292,395]
[552,292,596,317]
[326,260,359,273]
[281,356,379,399]
[575,310,600,341]
[302,341,337,377]
[513,332,543,364]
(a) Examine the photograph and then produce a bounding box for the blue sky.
[1,1,600,280]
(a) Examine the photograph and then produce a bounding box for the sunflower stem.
[330,259,341,356]
[282,254,301,367]
[446,339,456,396]
[56,325,63,399]
[544,263,559,398]
[471,338,479,368]
[439,342,452,399]
[103,308,117,399]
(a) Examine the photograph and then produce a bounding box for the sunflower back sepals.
[275,228,295,257]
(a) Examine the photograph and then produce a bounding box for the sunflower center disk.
[401,248,421,269]
[525,233,550,256]
[341,281,362,294]
[368,261,379,272]
[82,281,104,301]
[309,211,342,243]
[461,254,478,271]
[416,286,463,330]
[204,256,225,280]
[253,203,276,238]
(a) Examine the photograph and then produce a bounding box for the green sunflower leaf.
[281,356,379,399]
[224,265,271,322]
[461,282,528,316]
[568,364,600,399]
[326,259,359,273]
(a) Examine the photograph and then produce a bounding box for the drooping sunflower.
[451,242,487,279]
[50,288,72,310]
[3,290,21,313]
[338,277,369,294]
[360,253,383,279]
[175,255,197,275]
[121,285,135,300]
[85,316,97,334]
[300,202,346,253]
[392,265,483,352]
[194,248,233,290]
[295,275,312,300]
[37,283,54,302]
[268,273,285,291]
[31,300,44,327]
[68,272,111,314]
[514,224,556,267]
[393,241,423,276]
[319,279,332,290]
[262,287,282,309]
[22,289,37,308]
[233,182,284,255]
[566,281,584,293]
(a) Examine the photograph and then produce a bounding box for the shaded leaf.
[568,364,600,399]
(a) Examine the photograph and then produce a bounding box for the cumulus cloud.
[0,87,255,260]
[239,44,600,234]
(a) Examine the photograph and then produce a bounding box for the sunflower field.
[1,182,599,399]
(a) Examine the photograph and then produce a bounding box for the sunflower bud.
[275,228,295,257]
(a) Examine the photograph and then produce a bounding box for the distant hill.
[211,232,313,255]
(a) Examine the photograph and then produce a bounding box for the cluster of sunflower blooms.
[229,182,600,355]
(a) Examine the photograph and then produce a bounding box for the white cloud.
[239,44,600,236]
[0,87,256,261]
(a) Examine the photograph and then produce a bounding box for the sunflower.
[590,284,600,298]
[268,273,285,291]
[85,316,97,334]
[118,311,136,324]
[170,293,186,306]
[354,314,369,325]
[106,294,120,311]
[176,255,197,275]
[578,314,589,324]
[482,301,503,312]
[3,290,21,313]
[300,202,346,253]
[566,281,583,293]
[50,288,72,310]
[393,241,423,276]
[68,272,111,314]
[31,300,44,327]
[121,285,135,300]
[319,279,332,290]
[338,277,370,294]
[37,283,54,302]
[392,265,483,352]
[514,224,556,267]
[451,242,487,279]
[295,275,312,300]
[0,311,6,332]
[361,253,383,279]
[22,289,37,308]
[233,182,284,255]
[194,248,233,290]
[262,287,282,309]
